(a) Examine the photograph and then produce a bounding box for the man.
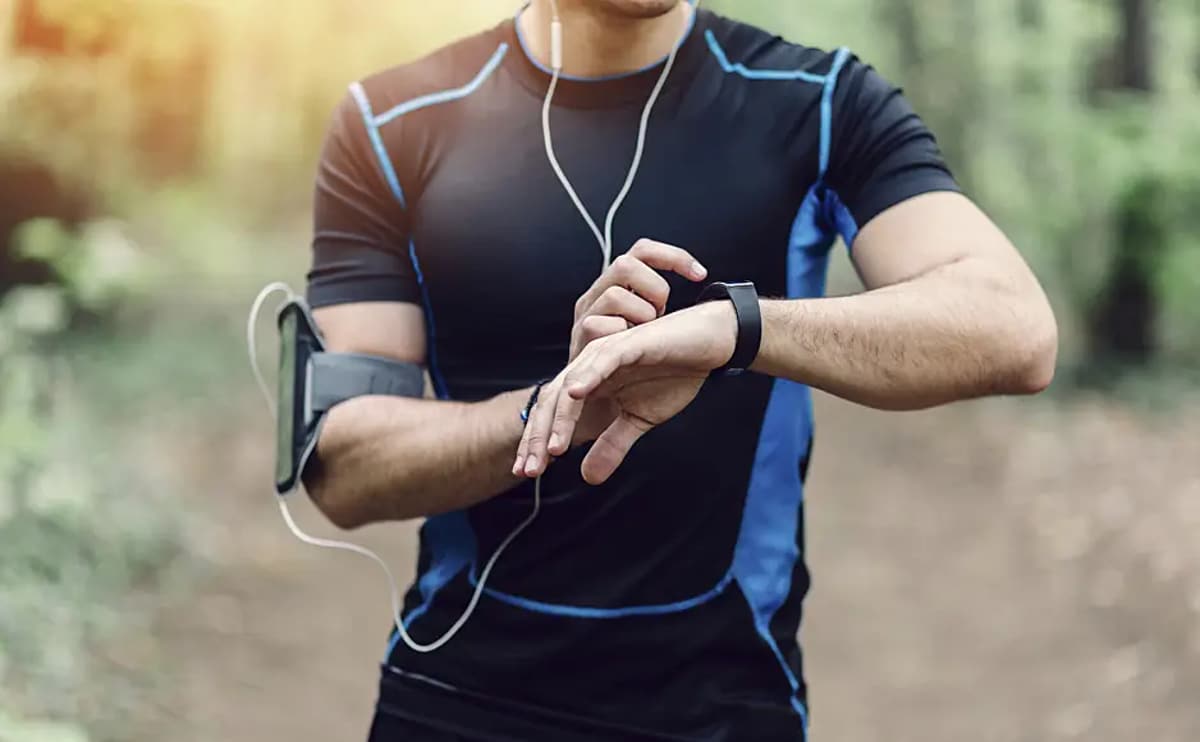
[303,0,1058,739]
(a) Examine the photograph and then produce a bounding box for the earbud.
[548,0,564,72]
[551,19,564,72]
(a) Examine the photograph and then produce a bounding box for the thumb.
[580,413,651,485]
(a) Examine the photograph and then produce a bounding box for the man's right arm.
[305,302,530,528]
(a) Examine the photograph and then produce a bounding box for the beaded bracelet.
[520,380,551,425]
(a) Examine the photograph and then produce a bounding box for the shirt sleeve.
[305,88,421,308]
[824,55,961,241]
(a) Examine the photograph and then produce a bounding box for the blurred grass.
[0,183,303,740]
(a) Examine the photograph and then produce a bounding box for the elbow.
[305,472,371,531]
[1005,304,1059,395]
[322,501,371,532]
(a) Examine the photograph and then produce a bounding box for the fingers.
[516,330,653,481]
[571,314,628,360]
[575,240,707,320]
[591,286,657,326]
[519,336,635,478]
[577,255,669,319]
[513,400,533,476]
[577,314,629,345]
[581,414,650,485]
[547,387,586,458]
[565,338,641,400]
[521,372,587,477]
[627,239,708,285]
[513,379,561,478]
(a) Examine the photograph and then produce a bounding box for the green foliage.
[0,709,89,742]
[0,223,182,730]
[13,218,151,312]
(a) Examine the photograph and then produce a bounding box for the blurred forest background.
[0,1,1197,741]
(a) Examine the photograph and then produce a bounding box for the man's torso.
[306,7,956,740]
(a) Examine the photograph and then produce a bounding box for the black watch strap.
[696,281,762,376]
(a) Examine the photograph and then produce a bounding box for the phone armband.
[274,299,425,494]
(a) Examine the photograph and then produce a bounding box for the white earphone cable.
[246,281,294,416]
[543,0,690,267]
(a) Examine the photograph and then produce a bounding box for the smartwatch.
[696,281,762,376]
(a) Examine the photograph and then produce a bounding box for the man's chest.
[408,104,814,323]
[390,95,825,398]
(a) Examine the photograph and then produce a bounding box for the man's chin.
[591,0,683,20]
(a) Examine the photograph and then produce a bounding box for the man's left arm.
[520,194,1058,481]
[751,54,1055,409]
[515,55,1059,481]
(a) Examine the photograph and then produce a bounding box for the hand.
[514,301,738,485]
[570,239,708,361]
[554,239,708,456]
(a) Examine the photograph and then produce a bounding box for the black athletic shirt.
[306,7,958,741]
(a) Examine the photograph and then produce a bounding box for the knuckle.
[612,254,637,273]
[600,285,625,304]
[581,314,605,334]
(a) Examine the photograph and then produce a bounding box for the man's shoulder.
[702,10,848,82]
[353,20,509,113]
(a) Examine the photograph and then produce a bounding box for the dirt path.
[140,394,1200,742]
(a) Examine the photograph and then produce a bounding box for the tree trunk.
[887,0,924,75]
[1088,177,1167,365]
[1017,0,1043,29]
[1086,0,1160,368]
[1116,0,1154,91]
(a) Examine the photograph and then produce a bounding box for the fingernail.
[512,459,524,476]
[525,456,540,475]
[549,433,563,452]
[691,261,707,279]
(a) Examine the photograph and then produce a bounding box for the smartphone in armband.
[275,299,324,495]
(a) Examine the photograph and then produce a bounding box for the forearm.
[306,388,530,527]
[751,258,1058,410]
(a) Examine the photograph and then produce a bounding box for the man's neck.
[520,1,693,78]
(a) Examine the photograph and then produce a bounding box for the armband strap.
[308,353,425,415]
